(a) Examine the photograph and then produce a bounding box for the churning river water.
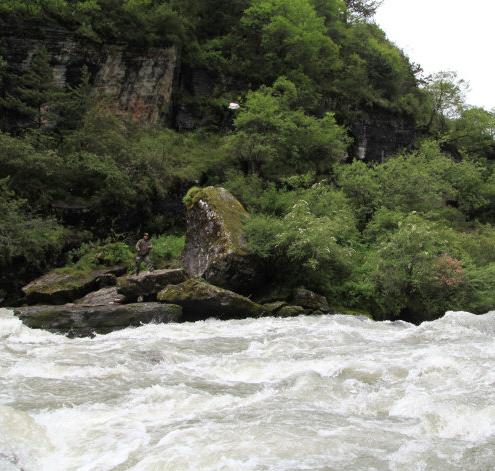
[1,308,495,471]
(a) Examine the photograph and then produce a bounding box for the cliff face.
[1,23,415,159]
[350,111,417,163]
[1,23,178,125]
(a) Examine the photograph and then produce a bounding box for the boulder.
[262,301,287,314]
[275,305,305,318]
[157,278,265,321]
[117,268,188,300]
[75,287,125,306]
[181,186,261,293]
[291,287,330,313]
[14,302,182,337]
[22,266,127,305]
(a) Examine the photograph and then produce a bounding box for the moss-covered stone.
[14,302,182,337]
[182,186,262,294]
[275,305,306,318]
[262,301,287,314]
[157,278,266,321]
[22,265,127,305]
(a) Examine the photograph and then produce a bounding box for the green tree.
[423,71,468,135]
[0,178,65,272]
[344,0,382,21]
[228,77,349,177]
[446,107,495,158]
[0,47,59,132]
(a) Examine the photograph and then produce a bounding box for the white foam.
[1,308,495,470]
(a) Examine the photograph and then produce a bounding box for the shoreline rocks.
[22,265,127,305]
[117,268,188,301]
[291,287,331,313]
[14,302,182,337]
[157,278,266,321]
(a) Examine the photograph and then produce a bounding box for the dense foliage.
[0,0,494,320]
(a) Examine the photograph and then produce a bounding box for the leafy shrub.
[466,263,495,314]
[363,214,470,322]
[66,241,134,272]
[150,235,185,268]
[0,178,65,271]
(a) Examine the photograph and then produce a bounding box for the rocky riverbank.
[12,187,333,336]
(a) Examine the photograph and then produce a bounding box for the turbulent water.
[1,308,495,471]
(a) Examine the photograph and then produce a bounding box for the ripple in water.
[1,308,495,470]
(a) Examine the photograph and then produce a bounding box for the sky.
[375,0,495,110]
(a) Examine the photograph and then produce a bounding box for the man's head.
[143,233,150,240]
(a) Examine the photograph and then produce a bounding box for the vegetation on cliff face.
[0,0,494,321]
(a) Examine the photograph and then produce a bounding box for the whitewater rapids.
[1,308,495,471]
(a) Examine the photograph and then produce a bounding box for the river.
[1,308,494,470]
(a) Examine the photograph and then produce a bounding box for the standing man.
[134,233,154,275]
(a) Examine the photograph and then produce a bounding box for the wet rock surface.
[157,278,266,321]
[22,266,126,305]
[182,187,262,294]
[117,269,188,301]
[14,302,182,337]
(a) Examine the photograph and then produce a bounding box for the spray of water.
[1,308,494,470]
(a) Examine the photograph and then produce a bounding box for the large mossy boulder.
[22,266,127,305]
[182,186,261,294]
[117,268,188,301]
[14,302,182,337]
[157,278,265,321]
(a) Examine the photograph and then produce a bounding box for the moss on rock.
[182,186,262,293]
[22,265,126,305]
[157,278,266,320]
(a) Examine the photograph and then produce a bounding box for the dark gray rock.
[292,287,330,313]
[117,268,188,300]
[182,187,262,294]
[75,287,125,306]
[157,278,265,321]
[22,266,126,305]
[14,302,182,337]
[275,305,305,318]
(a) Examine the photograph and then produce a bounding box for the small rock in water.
[275,305,305,318]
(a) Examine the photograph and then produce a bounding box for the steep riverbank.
[1,308,495,470]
